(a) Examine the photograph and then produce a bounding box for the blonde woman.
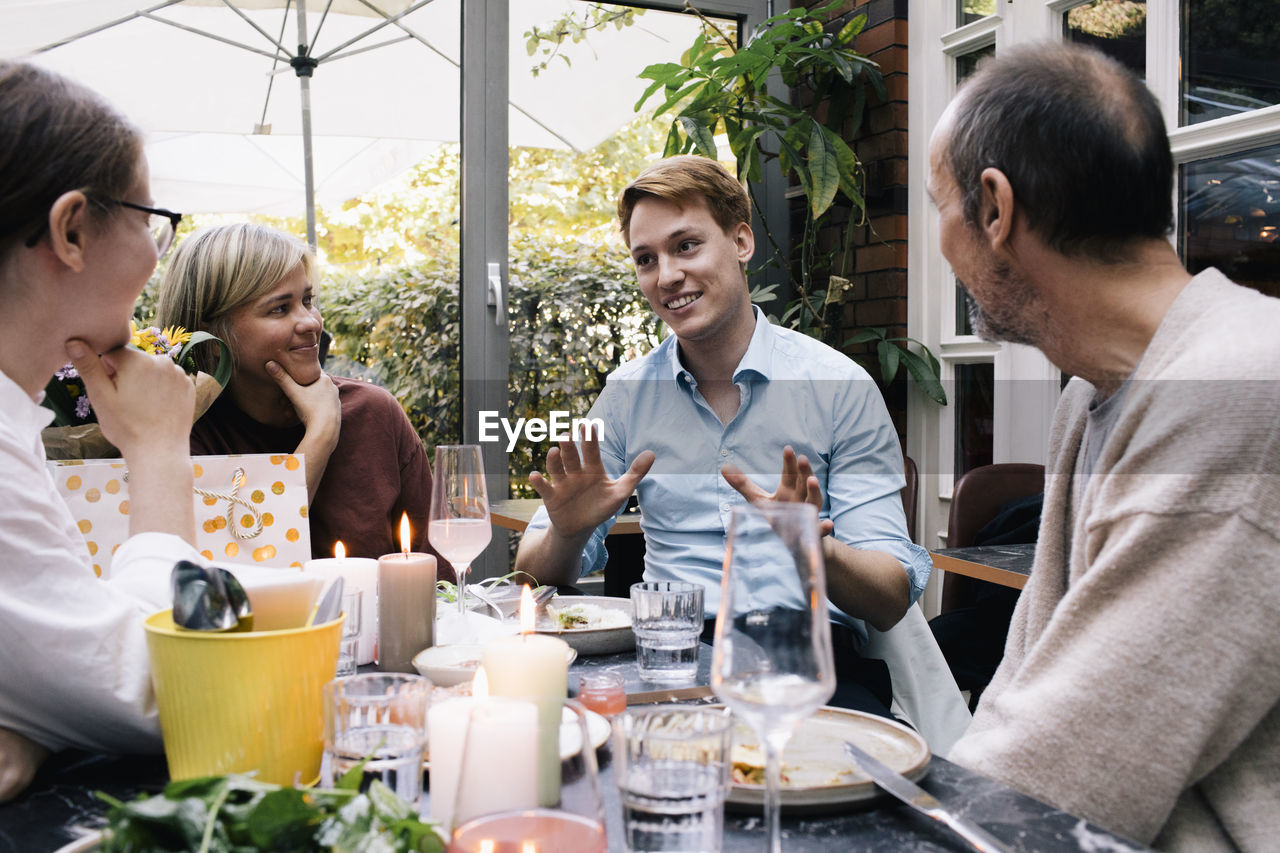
[157,224,450,570]
[0,61,202,798]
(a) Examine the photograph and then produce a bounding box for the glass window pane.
[956,43,994,83]
[954,363,995,481]
[1181,0,1280,126]
[955,279,977,337]
[957,0,996,27]
[952,43,993,339]
[1064,0,1145,78]
[1181,142,1280,299]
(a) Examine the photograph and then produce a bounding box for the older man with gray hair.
[932,42,1280,851]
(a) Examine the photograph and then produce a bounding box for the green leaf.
[837,13,868,45]
[901,348,949,405]
[749,283,781,305]
[662,122,684,158]
[176,331,232,387]
[245,789,317,850]
[678,116,718,159]
[843,328,885,346]
[877,339,900,385]
[806,122,840,219]
[633,76,667,112]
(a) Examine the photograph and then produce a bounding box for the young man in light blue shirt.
[516,155,932,714]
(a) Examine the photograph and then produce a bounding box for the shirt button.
[720,449,729,457]
[720,503,730,512]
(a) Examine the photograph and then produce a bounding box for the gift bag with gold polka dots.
[47,454,312,577]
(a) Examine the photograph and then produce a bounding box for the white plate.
[560,707,611,758]
[726,705,931,810]
[535,595,635,656]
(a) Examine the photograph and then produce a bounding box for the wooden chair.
[901,454,919,542]
[935,463,1044,710]
[942,462,1045,611]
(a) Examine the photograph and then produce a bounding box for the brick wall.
[795,0,910,439]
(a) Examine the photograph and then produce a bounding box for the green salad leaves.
[97,768,444,853]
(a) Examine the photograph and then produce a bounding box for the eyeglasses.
[23,198,183,257]
[113,200,183,256]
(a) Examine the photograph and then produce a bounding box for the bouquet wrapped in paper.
[41,323,232,460]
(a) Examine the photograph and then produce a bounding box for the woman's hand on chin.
[267,361,341,499]
[66,339,194,459]
[266,361,341,443]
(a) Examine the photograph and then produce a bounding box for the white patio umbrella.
[0,0,700,240]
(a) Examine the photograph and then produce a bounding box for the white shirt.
[0,368,200,753]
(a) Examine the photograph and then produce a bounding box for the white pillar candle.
[428,688,537,830]
[482,633,569,806]
[305,544,379,664]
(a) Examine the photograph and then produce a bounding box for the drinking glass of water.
[429,445,492,618]
[335,588,363,677]
[630,581,704,682]
[322,673,429,807]
[711,502,835,853]
[613,706,734,853]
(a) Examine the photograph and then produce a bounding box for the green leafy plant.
[97,772,443,853]
[845,327,947,405]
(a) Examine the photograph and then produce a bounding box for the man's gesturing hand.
[721,445,834,536]
[528,425,654,539]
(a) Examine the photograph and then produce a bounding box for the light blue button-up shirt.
[526,309,931,644]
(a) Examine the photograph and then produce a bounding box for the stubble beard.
[965,259,1040,347]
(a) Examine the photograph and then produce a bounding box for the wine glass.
[429,445,492,618]
[711,502,836,853]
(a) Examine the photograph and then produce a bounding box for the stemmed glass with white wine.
[711,501,836,853]
[428,445,492,618]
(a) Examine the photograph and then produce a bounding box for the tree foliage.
[523,3,644,77]
[322,235,657,497]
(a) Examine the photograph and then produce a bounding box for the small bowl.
[413,642,579,686]
[413,644,484,687]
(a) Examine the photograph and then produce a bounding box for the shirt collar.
[731,306,773,383]
[664,305,774,386]
[0,367,56,435]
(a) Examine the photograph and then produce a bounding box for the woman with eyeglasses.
[156,223,454,572]
[0,61,203,798]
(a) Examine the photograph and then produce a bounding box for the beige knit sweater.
[949,269,1280,851]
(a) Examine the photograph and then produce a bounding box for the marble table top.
[3,642,1149,852]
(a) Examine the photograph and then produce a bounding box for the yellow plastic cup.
[144,609,343,785]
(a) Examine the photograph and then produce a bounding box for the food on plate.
[99,772,443,852]
[730,732,853,788]
[731,742,793,785]
[547,601,631,630]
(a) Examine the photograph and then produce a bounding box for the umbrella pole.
[294,2,318,251]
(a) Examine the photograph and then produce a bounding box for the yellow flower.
[162,326,192,347]
[129,320,143,349]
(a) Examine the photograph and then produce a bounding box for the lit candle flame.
[334,540,345,560]
[478,842,496,853]
[473,666,489,700]
[519,584,535,635]
[399,513,411,556]
[521,843,537,853]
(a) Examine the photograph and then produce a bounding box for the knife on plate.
[843,741,1010,853]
